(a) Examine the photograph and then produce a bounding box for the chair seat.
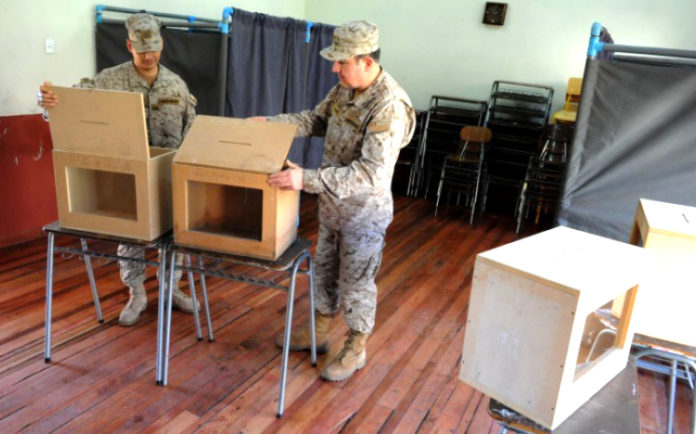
[552,109,577,123]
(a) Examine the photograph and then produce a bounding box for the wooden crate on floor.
[460,226,650,430]
[612,198,696,346]
[173,115,298,260]
[48,86,175,241]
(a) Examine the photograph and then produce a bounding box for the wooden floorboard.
[0,194,692,433]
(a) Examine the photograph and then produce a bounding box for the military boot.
[119,283,148,326]
[275,312,332,354]
[171,285,200,313]
[321,330,368,382]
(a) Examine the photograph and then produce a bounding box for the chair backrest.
[567,77,582,96]
[456,126,492,159]
[563,77,583,111]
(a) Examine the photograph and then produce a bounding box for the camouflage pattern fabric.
[79,61,195,288]
[313,224,384,334]
[117,244,183,288]
[270,69,415,234]
[125,13,163,53]
[269,69,415,333]
[319,20,379,61]
[78,61,196,149]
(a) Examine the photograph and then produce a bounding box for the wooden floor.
[0,194,692,433]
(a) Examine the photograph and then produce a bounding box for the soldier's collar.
[350,68,386,106]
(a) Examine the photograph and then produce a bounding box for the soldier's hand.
[247,116,268,122]
[38,81,59,108]
[268,159,303,191]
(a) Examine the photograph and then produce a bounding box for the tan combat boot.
[171,285,200,313]
[321,330,368,382]
[119,283,148,326]
[275,312,333,354]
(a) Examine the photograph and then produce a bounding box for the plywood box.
[48,87,175,241]
[611,198,696,346]
[173,115,298,260]
[460,226,649,430]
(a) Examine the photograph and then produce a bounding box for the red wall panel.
[0,114,58,248]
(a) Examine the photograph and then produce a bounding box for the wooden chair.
[434,126,492,223]
[552,77,583,125]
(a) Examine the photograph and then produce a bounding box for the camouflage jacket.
[78,61,196,149]
[271,69,415,233]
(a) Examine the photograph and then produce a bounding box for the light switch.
[45,38,55,54]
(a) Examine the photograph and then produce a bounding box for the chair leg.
[434,163,448,216]
[434,178,445,217]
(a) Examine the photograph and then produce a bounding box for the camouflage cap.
[125,13,163,53]
[320,20,379,61]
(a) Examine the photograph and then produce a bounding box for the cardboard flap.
[174,115,298,173]
[47,86,149,160]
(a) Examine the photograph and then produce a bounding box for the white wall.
[3,1,695,116]
[0,0,306,116]
[305,0,696,111]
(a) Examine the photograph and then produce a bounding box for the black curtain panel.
[96,9,337,168]
[226,9,337,168]
[96,22,224,116]
[557,57,696,241]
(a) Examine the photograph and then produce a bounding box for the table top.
[476,226,650,300]
[43,221,170,247]
[43,222,311,271]
[488,358,640,433]
[169,238,311,271]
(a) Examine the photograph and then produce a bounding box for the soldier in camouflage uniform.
[261,21,415,382]
[38,13,197,326]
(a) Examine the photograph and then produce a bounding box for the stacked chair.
[399,110,426,196]
[434,126,492,223]
[411,96,488,199]
[481,81,554,215]
[515,123,574,234]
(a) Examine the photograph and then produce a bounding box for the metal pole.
[80,238,103,323]
[44,232,55,362]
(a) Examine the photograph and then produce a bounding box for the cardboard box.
[48,87,175,240]
[172,115,298,260]
[612,198,696,346]
[460,226,649,430]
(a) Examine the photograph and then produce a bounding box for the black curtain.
[96,10,337,168]
[557,57,696,241]
[96,22,224,116]
[226,9,337,168]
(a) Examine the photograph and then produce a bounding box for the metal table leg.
[277,251,315,418]
[44,232,55,363]
[277,259,298,418]
[186,255,203,341]
[162,249,177,386]
[306,254,316,367]
[80,238,103,323]
[155,244,168,385]
[198,257,214,342]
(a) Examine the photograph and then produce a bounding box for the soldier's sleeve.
[303,100,412,197]
[75,77,97,89]
[267,87,335,137]
[182,92,197,137]
[75,69,111,89]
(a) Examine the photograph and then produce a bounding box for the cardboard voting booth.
[49,86,175,241]
[460,226,649,430]
[612,198,696,346]
[172,115,299,260]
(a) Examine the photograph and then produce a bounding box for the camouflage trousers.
[117,244,183,288]
[313,224,385,334]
